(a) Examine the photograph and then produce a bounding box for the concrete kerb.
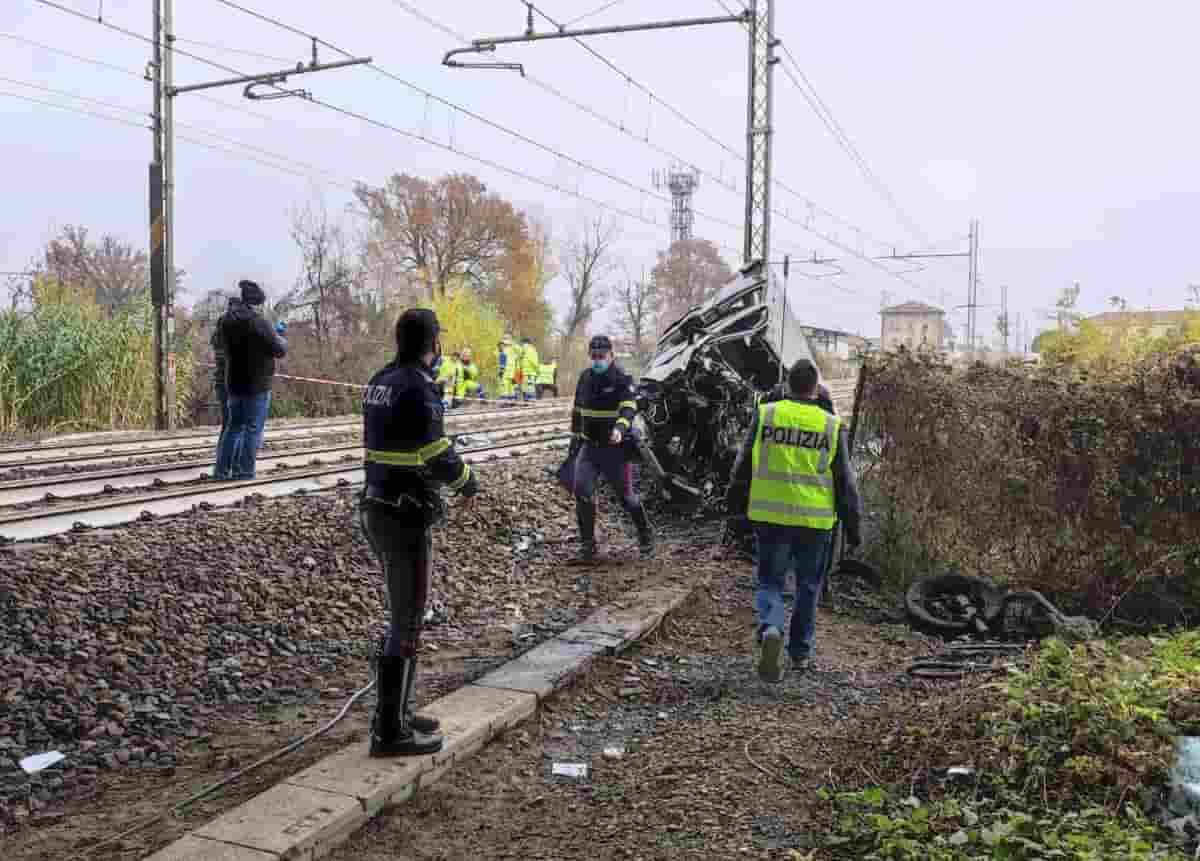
[146,575,699,861]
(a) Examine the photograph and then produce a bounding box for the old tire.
[905,573,1004,637]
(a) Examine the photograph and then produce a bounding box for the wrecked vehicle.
[633,259,817,510]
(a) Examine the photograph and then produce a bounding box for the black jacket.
[209,298,236,388]
[218,299,287,396]
[362,359,478,500]
[764,381,836,416]
[725,395,862,545]
[571,363,638,445]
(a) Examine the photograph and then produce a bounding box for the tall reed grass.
[0,278,193,434]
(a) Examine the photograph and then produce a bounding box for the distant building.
[1086,310,1195,340]
[799,325,859,360]
[880,301,947,351]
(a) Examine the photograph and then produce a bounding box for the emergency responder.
[536,356,559,399]
[725,359,861,682]
[437,350,462,408]
[360,308,479,757]
[498,335,518,401]
[519,336,540,401]
[458,347,483,400]
[569,334,654,561]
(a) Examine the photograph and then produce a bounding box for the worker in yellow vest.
[724,359,862,682]
[497,335,519,401]
[457,347,482,400]
[435,350,461,409]
[519,336,540,401]
[536,357,558,399]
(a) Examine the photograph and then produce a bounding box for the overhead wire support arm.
[442,9,748,72]
[170,55,370,97]
[442,2,766,267]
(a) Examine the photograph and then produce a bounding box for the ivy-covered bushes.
[859,350,1199,623]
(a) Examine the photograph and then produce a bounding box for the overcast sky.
[3,0,1199,348]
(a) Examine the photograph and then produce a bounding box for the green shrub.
[0,276,193,433]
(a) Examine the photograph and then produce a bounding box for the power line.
[516,0,918,267]
[0,85,359,190]
[0,32,277,123]
[777,43,928,245]
[24,0,875,298]
[381,0,913,287]
[564,1,630,28]
[171,36,293,65]
[520,0,745,163]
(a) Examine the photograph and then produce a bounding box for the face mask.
[591,359,610,374]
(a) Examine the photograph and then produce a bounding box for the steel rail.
[0,418,569,508]
[0,404,570,468]
[0,431,572,543]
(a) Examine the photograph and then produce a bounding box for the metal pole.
[779,253,789,386]
[149,0,166,431]
[742,0,757,266]
[163,0,175,429]
[761,0,775,269]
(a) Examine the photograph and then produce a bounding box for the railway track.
[0,403,570,472]
[0,417,571,510]
[0,423,572,544]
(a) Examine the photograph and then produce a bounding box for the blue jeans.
[215,391,271,480]
[754,525,832,659]
[213,382,232,480]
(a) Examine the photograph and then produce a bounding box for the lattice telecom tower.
[653,164,701,243]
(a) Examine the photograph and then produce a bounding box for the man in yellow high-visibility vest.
[725,359,862,682]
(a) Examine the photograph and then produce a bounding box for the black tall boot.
[370,655,443,758]
[629,503,655,558]
[372,638,439,734]
[576,499,597,562]
[401,655,440,735]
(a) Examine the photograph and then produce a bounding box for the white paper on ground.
[551,762,588,778]
[19,750,65,774]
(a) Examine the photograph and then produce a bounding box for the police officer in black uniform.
[570,334,654,562]
[360,308,478,757]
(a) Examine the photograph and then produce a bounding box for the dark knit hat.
[588,334,613,352]
[395,308,441,360]
[238,279,266,306]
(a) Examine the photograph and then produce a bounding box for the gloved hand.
[275,320,288,335]
[610,426,623,445]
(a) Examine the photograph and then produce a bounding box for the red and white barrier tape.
[198,362,574,403]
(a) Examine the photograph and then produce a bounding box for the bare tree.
[37,225,183,315]
[283,199,361,368]
[613,271,659,371]
[354,173,525,297]
[559,215,619,341]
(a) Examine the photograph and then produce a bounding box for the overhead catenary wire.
[0,75,362,190]
[512,0,935,294]
[0,32,277,123]
[23,0,878,301]
[377,0,916,291]
[777,42,929,246]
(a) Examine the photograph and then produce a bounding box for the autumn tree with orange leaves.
[354,173,525,298]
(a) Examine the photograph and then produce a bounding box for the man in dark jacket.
[213,280,287,480]
[209,293,237,480]
[360,308,478,757]
[569,334,654,561]
[726,359,862,679]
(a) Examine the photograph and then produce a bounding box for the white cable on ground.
[82,680,376,858]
